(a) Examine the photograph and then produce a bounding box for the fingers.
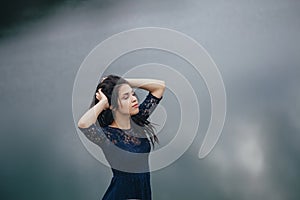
[96,88,102,100]
[95,89,109,110]
[95,93,100,100]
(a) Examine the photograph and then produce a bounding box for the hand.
[96,88,109,109]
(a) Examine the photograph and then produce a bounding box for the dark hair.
[90,75,159,147]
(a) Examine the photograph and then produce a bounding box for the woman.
[78,75,165,200]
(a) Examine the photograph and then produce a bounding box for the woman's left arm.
[126,78,166,98]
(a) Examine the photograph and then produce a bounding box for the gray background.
[0,0,299,199]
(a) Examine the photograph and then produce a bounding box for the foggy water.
[1,0,299,199]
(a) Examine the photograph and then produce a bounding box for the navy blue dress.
[79,92,162,200]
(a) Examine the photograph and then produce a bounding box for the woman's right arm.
[78,88,109,128]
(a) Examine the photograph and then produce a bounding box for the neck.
[111,111,131,129]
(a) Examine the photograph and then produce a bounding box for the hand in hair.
[78,88,110,128]
[96,88,109,110]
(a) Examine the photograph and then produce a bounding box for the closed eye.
[122,90,136,98]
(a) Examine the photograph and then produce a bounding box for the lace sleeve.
[78,124,107,146]
[137,91,163,120]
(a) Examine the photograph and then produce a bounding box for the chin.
[130,109,139,115]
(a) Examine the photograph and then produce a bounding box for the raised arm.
[78,88,109,128]
[126,78,166,98]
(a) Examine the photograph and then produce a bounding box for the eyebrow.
[121,89,134,96]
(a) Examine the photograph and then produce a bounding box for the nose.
[131,94,138,103]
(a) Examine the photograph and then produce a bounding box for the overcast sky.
[1,0,299,199]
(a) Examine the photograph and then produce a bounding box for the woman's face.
[115,84,139,116]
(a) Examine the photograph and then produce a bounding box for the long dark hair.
[90,75,159,147]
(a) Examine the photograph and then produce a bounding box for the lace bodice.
[78,91,162,152]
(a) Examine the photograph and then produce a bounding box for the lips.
[132,104,138,108]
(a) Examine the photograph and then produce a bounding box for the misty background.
[0,0,299,199]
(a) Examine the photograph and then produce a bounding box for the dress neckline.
[107,125,132,131]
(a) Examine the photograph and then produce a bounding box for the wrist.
[95,99,106,108]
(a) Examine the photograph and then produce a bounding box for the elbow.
[159,80,166,93]
[151,80,166,98]
[161,80,166,90]
[78,120,88,129]
[158,80,166,91]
